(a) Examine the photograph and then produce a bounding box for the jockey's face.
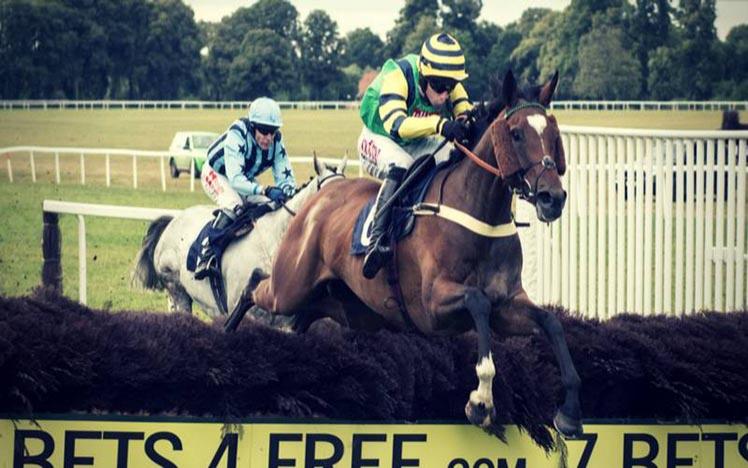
[425,81,451,109]
[253,125,277,150]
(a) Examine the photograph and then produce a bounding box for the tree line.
[1,0,746,101]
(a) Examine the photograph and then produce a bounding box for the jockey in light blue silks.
[195,97,297,279]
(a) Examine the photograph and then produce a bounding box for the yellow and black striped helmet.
[419,33,468,81]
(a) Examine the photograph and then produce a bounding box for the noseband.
[513,155,557,203]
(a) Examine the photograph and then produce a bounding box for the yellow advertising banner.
[1,417,746,467]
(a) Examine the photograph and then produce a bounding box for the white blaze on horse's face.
[526,114,548,155]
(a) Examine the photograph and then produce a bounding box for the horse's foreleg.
[463,289,499,431]
[510,293,583,439]
[427,281,500,437]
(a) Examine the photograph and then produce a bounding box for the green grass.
[0,181,206,311]
[0,108,741,312]
[0,109,363,157]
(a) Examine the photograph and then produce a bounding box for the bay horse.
[244,70,583,439]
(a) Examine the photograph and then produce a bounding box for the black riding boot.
[362,166,405,279]
[194,208,235,280]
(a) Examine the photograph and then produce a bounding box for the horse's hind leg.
[165,280,192,314]
[509,292,583,439]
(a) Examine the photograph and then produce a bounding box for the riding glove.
[264,186,288,204]
[280,185,296,198]
[440,119,468,142]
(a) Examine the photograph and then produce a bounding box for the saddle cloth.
[350,154,460,256]
[186,202,272,273]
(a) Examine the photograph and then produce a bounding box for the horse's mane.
[294,177,314,195]
[459,78,547,153]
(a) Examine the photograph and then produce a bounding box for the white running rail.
[1,99,746,111]
[0,146,362,190]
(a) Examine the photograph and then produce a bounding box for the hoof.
[464,400,496,429]
[553,410,583,439]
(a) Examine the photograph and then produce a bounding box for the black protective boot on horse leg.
[194,208,236,280]
[362,166,406,279]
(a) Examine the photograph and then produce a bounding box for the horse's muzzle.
[536,189,566,222]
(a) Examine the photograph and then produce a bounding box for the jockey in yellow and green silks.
[358,32,474,279]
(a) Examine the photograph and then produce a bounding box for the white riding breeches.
[201,164,268,212]
[357,126,454,179]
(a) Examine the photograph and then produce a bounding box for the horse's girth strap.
[412,202,517,238]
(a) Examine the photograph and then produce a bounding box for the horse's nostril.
[537,191,553,205]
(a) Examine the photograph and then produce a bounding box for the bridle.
[454,101,558,203]
[315,170,346,191]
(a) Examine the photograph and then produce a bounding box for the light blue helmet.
[247,97,282,127]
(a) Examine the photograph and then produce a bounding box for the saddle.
[350,153,460,256]
[187,202,274,314]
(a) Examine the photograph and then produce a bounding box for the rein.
[281,171,346,217]
[455,102,558,203]
[454,140,502,178]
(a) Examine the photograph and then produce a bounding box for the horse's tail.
[131,215,173,291]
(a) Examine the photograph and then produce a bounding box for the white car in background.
[168,131,219,178]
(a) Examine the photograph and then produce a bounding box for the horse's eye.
[511,128,523,142]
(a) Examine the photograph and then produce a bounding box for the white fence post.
[587,136,597,316]
[80,153,85,185]
[105,153,111,187]
[634,137,645,314]
[569,134,579,312]
[625,137,636,312]
[6,154,12,182]
[715,140,726,311]
[579,135,589,314]
[735,140,746,309]
[694,140,706,311]
[674,140,685,314]
[132,153,138,189]
[704,141,716,309]
[30,151,36,182]
[160,156,166,192]
[725,139,738,311]
[189,158,195,192]
[55,151,60,184]
[596,135,606,317]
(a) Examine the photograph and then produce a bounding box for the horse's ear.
[313,151,324,176]
[547,115,566,175]
[502,70,517,107]
[490,120,523,178]
[337,153,348,174]
[539,70,559,107]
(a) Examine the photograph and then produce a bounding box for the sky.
[183,0,748,40]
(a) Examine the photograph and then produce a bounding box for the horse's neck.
[287,181,319,211]
[438,134,514,225]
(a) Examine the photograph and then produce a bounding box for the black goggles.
[254,124,278,136]
[427,77,457,94]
